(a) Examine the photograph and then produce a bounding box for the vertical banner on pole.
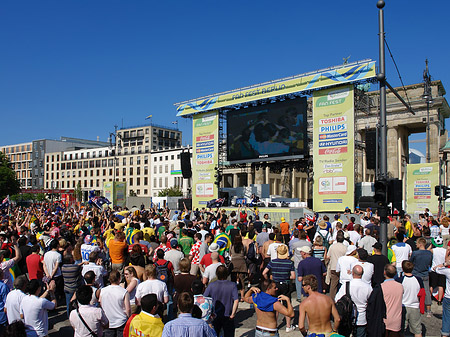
[406,162,439,215]
[192,110,219,209]
[313,85,354,212]
[103,182,114,205]
[114,182,127,208]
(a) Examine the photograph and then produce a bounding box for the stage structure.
[175,60,377,209]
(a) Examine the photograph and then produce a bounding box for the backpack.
[335,282,357,337]
[246,242,257,263]
[318,230,330,249]
[156,261,170,283]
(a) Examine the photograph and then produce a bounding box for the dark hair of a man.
[25,279,40,295]
[76,285,93,305]
[336,231,345,243]
[260,279,275,293]
[156,248,165,259]
[141,294,158,313]
[274,233,282,242]
[216,265,228,280]
[89,251,99,263]
[31,244,40,253]
[357,248,368,261]
[205,233,214,241]
[402,260,414,274]
[191,279,204,295]
[178,292,194,313]
[63,254,74,265]
[3,320,26,337]
[109,270,121,284]
[302,274,318,291]
[13,275,28,291]
[84,271,96,284]
[50,239,59,250]
[269,233,275,241]
[194,233,202,241]
[384,264,397,278]
[395,232,405,243]
[299,230,307,240]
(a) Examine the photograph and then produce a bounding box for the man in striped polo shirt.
[262,245,296,333]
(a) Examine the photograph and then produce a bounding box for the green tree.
[0,152,21,198]
[36,193,47,202]
[158,186,183,197]
[74,182,82,202]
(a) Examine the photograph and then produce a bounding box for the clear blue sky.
[1,0,449,156]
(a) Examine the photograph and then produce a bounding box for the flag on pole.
[145,115,153,120]
[0,196,9,210]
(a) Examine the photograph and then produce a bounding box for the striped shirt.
[266,258,294,282]
[61,263,83,293]
[161,313,216,337]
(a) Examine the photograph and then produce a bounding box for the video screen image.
[227,97,307,163]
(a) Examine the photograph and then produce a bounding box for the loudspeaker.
[307,198,313,210]
[366,131,377,170]
[358,196,378,210]
[389,178,403,211]
[180,152,192,179]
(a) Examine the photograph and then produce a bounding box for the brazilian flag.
[125,226,141,245]
[213,232,231,255]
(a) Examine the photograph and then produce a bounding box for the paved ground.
[48,291,444,337]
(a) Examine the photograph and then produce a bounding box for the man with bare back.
[244,279,294,336]
[299,274,341,337]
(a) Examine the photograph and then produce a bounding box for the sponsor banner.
[406,162,439,214]
[313,85,354,211]
[170,170,182,175]
[102,181,126,207]
[192,111,219,208]
[176,61,376,116]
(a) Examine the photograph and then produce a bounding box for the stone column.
[255,168,264,184]
[387,127,399,178]
[233,173,238,187]
[247,172,253,186]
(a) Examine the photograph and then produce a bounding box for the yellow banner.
[192,111,219,209]
[313,85,354,212]
[406,162,439,215]
[176,61,375,116]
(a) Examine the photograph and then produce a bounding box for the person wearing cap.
[336,245,358,285]
[164,240,185,275]
[367,242,390,287]
[280,217,290,245]
[262,244,296,332]
[80,234,101,263]
[244,279,295,337]
[199,243,226,273]
[297,246,326,295]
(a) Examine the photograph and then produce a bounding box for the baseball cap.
[84,235,92,245]
[281,217,285,222]
[209,243,220,253]
[372,242,382,250]
[298,246,311,254]
[170,239,178,248]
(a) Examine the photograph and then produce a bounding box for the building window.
[130,167,133,175]
[159,166,162,173]
[154,166,157,174]
[165,177,168,187]
[129,178,133,186]
[137,157,141,165]
[154,157,157,162]
[159,178,162,187]
[123,158,126,166]
[137,178,140,186]
[144,156,148,164]
[154,178,157,187]
[129,157,133,165]
[123,168,126,175]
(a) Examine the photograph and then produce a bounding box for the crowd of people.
[0,202,448,337]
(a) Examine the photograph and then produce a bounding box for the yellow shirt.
[142,227,155,242]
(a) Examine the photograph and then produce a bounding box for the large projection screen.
[226,97,307,164]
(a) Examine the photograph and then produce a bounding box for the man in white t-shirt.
[81,251,108,288]
[202,252,223,285]
[5,275,27,324]
[99,270,130,337]
[351,248,374,285]
[348,224,362,246]
[336,245,358,285]
[20,279,56,337]
[266,234,285,261]
[43,239,63,301]
[357,229,378,255]
[392,232,412,276]
[335,265,372,337]
[135,264,169,305]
